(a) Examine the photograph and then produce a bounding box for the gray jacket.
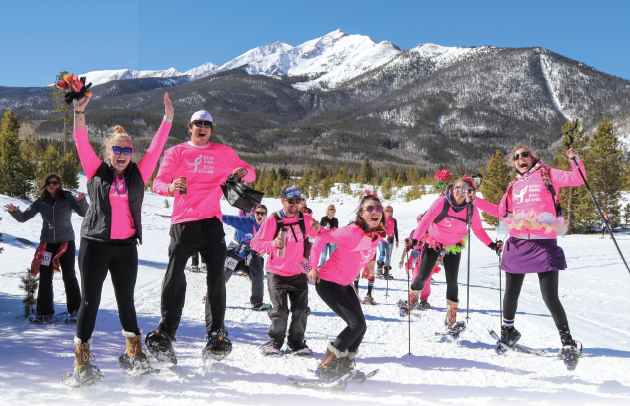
[9,191,89,243]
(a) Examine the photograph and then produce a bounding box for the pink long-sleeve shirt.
[250,211,319,277]
[411,196,493,247]
[153,141,255,225]
[475,161,586,239]
[310,224,382,286]
[74,122,171,240]
[385,216,395,237]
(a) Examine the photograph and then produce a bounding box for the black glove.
[387,236,394,244]
[488,240,503,256]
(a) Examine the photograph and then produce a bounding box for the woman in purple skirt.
[473,145,585,367]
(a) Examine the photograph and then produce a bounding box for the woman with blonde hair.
[5,174,87,322]
[66,92,174,386]
[318,204,339,268]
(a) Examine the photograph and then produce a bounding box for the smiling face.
[359,200,383,229]
[384,207,393,218]
[107,140,134,174]
[281,198,299,217]
[452,180,470,206]
[254,208,268,225]
[513,148,535,173]
[45,176,61,197]
[189,121,213,146]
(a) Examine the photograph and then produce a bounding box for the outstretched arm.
[137,93,174,184]
[6,201,40,222]
[72,96,102,179]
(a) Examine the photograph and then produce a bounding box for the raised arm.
[222,214,255,234]
[137,93,174,183]
[72,96,102,179]
[550,160,586,189]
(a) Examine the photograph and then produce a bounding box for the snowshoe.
[559,343,583,371]
[260,340,282,357]
[288,370,359,390]
[416,300,432,310]
[397,299,409,317]
[145,330,177,365]
[65,310,78,324]
[496,325,521,354]
[361,295,376,305]
[290,341,314,357]
[63,364,104,387]
[489,329,546,356]
[29,313,60,324]
[119,351,159,376]
[252,303,272,311]
[202,324,232,361]
[436,321,466,339]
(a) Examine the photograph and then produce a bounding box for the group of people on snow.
[3,93,588,385]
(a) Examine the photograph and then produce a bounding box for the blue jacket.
[222,214,261,258]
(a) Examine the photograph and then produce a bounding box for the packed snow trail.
[1,178,630,405]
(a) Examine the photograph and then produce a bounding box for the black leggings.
[315,279,366,353]
[503,271,568,330]
[76,238,140,341]
[411,246,461,302]
[37,240,81,315]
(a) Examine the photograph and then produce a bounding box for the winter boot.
[445,299,466,338]
[260,340,282,357]
[417,300,432,310]
[361,294,376,305]
[383,266,394,280]
[316,342,344,382]
[145,330,177,364]
[72,338,103,386]
[559,328,583,371]
[189,265,200,273]
[203,324,232,361]
[119,330,154,375]
[338,352,355,374]
[500,325,521,346]
[376,262,384,277]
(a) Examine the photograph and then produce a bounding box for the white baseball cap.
[190,110,213,123]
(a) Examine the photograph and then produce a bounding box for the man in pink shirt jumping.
[145,110,255,364]
[250,186,321,357]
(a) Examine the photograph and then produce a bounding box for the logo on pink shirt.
[185,155,203,172]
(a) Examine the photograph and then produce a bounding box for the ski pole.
[564,135,630,275]
[465,210,472,323]
[498,251,502,333]
[405,250,412,355]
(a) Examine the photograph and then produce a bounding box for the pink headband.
[365,190,379,198]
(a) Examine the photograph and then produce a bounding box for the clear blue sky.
[2,0,629,87]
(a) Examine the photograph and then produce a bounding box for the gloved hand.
[387,236,394,244]
[488,240,504,255]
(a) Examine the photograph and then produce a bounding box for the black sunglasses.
[512,150,531,161]
[193,120,213,128]
[112,146,133,155]
[285,198,299,204]
[254,211,267,216]
[46,180,59,186]
[364,205,383,213]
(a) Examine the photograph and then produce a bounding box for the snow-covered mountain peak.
[81,67,184,87]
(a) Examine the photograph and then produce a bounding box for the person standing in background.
[318,205,339,268]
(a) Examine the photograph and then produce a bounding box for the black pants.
[159,218,227,338]
[36,240,81,315]
[411,246,461,302]
[224,249,264,305]
[316,279,366,353]
[76,238,139,341]
[267,273,310,349]
[191,249,201,267]
[504,271,568,330]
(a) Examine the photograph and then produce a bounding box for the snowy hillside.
[1,175,630,405]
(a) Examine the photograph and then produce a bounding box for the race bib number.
[41,251,52,266]
[225,257,239,271]
[298,258,310,273]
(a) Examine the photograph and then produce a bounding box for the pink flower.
[434,169,451,182]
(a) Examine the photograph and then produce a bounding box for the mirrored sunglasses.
[364,205,384,213]
[454,185,472,194]
[112,146,133,155]
[254,211,267,216]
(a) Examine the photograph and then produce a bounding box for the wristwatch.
[163,116,173,123]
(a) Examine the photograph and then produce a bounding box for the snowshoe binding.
[417,300,432,310]
[202,324,232,361]
[496,325,521,354]
[120,333,159,376]
[397,299,409,317]
[361,294,376,305]
[260,340,282,357]
[63,340,104,387]
[290,341,314,357]
[559,330,583,371]
[145,330,177,365]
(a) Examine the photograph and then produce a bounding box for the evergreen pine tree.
[14,134,38,199]
[359,158,374,185]
[554,120,589,234]
[47,71,72,155]
[622,203,630,230]
[381,177,393,200]
[395,173,405,188]
[321,176,333,199]
[479,150,512,227]
[272,174,283,198]
[60,152,80,190]
[580,117,625,229]
[0,110,24,197]
[39,144,61,180]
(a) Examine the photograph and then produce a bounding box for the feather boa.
[498,209,568,236]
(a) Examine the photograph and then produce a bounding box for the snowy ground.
[1,177,630,406]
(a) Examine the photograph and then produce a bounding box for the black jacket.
[10,190,88,243]
[81,161,145,244]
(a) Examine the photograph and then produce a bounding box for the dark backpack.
[433,196,473,225]
[272,211,310,259]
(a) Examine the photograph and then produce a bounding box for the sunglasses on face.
[193,120,213,128]
[285,199,299,204]
[112,146,133,155]
[385,210,393,213]
[254,211,267,216]
[364,205,384,213]
[512,150,531,161]
[46,180,59,186]
[454,185,472,194]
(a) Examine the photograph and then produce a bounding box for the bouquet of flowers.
[432,169,451,194]
[55,74,92,105]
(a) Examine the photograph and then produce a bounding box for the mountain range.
[2,29,629,171]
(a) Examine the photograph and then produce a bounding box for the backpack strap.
[540,165,563,217]
[272,211,284,239]
[433,197,451,224]
[272,210,309,259]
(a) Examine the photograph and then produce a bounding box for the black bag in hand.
[220,175,264,212]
